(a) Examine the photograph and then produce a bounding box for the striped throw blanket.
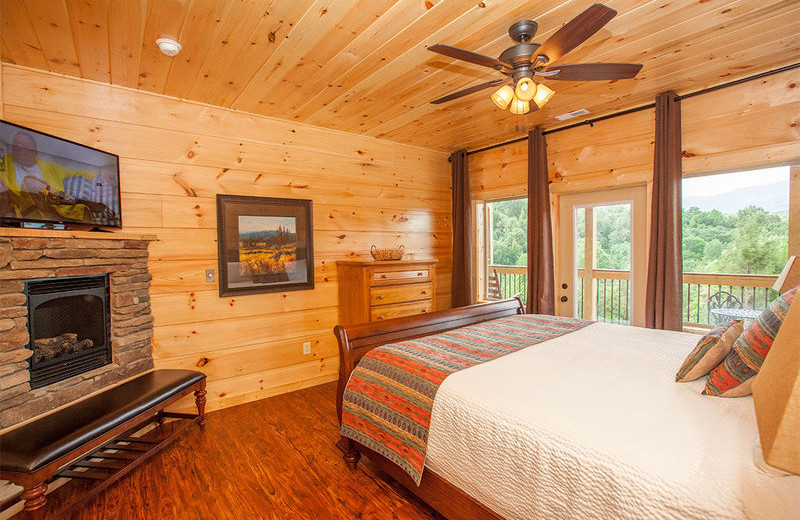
[340,313,592,484]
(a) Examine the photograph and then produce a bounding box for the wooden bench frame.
[0,378,206,520]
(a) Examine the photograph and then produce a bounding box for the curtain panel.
[527,128,555,315]
[451,149,473,307]
[645,91,683,330]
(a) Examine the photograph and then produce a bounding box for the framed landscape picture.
[216,195,314,297]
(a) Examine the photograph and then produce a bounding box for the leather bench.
[0,369,207,520]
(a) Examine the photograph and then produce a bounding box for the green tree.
[682,205,788,274]
[491,199,528,266]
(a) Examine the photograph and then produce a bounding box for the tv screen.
[0,120,122,228]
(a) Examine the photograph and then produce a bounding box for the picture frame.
[216,194,314,297]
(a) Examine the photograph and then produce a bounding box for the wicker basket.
[370,245,405,261]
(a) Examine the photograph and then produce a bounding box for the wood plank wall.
[0,64,452,413]
[470,68,800,263]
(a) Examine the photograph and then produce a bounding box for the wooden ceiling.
[2,0,799,151]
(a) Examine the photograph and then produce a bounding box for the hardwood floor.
[16,383,443,520]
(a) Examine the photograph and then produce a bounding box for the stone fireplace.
[0,230,156,430]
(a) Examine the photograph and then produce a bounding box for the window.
[475,198,528,302]
[681,165,791,327]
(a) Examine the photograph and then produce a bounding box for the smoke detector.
[156,38,182,57]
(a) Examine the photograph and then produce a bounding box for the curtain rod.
[462,62,800,158]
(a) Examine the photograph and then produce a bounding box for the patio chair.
[487,269,502,300]
[707,290,743,325]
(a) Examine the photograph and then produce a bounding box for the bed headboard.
[333,298,525,422]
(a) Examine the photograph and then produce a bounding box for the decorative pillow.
[733,286,797,372]
[676,320,743,382]
[703,348,758,397]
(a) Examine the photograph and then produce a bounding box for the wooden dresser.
[337,260,437,325]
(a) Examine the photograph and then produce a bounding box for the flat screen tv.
[0,119,122,229]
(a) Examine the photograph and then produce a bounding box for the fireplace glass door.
[26,275,111,388]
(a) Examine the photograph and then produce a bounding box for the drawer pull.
[378,316,385,320]
[377,295,384,300]
[381,274,387,279]
[417,272,423,276]
[421,290,428,295]
[421,310,427,314]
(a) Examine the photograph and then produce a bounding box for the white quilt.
[425,322,800,520]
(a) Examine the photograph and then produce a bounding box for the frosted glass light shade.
[532,83,555,108]
[509,96,530,115]
[515,77,537,101]
[491,85,515,109]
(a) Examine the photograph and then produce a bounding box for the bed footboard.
[332,299,521,520]
[333,297,524,429]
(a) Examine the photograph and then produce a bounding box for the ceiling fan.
[427,3,642,114]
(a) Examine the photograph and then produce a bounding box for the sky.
[682,166,789,198]
[238,215,296,234]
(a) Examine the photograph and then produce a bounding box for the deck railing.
[487,265,527,303]
[576,268,631,325]
[487,265,779,329]
[682,272,778,328]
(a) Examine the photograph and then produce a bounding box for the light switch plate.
[205,269,215,283]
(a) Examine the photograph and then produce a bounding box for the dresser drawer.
[370,300,433,321]
[370,268,431,285]
[370,283,432,305]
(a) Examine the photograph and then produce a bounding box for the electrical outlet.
[302,342,311,355]
[205,269,215,283]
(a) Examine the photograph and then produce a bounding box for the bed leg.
[336,436,361,469]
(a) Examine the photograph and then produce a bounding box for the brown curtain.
[646,91,683,330]
[451,149,473,307]
[527,128,555,315]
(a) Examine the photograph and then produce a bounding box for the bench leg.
[21,482,47,520]
[194,388,207,427]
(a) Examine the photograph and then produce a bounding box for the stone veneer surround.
[0,229,156,429]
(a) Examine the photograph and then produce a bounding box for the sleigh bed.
[333,298,800,520]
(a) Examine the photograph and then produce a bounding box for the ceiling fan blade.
[428,44,511,71]
[543,63,642,81]
[532,3,617,65]
[430,79,506,104]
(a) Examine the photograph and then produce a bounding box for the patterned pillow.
[676,320,743,382]
[703,348,758,397]
[733,286,797,372]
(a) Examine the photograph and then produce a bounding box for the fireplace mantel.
[0,229,157,430]
[0,228,156,241]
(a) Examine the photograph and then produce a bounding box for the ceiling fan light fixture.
[491,85,515,109]
[532,83,555,108]
[509,96,530,115]
[515,77,537,101]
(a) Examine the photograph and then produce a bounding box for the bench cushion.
[0,369,205,474]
